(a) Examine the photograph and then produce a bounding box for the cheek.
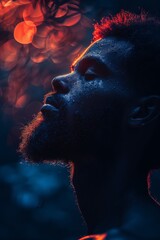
[70,93,111,129]
[67,81,106,110]
[64,79,127,125]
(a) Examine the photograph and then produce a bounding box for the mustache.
[43,92,67,110]
[43,92,54,104]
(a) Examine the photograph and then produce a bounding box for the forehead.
[74,37,134,74]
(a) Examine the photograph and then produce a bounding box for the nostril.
[52,78,69,94]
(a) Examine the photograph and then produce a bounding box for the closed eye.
[84,68,97,81]
[71,56,111,78]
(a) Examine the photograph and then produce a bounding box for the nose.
[52,75,70,94]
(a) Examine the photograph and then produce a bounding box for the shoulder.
[79,233,107,239]
[78,228,148,240]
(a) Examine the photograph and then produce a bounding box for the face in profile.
[19,37,136,163]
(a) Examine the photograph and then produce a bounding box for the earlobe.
[128,96,160,127]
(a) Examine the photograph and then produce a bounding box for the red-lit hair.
[93,10,151,41]
[93,10,160,96]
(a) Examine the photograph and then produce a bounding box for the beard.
[19,110,72,163]
[19,95,122,164]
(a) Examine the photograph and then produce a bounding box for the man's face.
[20,37,135,163]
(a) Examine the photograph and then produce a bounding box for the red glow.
[14,21,37,44]
[79,233,107,240]
[61,12,81,26]
[15,94,28,108]
[1,0,13,7]
[1,0,30,7]
[55,3,68,18]
[0,39,21,70]
[0,0,91,115]
[23,3,44,26]
[93,11,147,41]
[31,53,47,63]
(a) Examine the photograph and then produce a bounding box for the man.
[19,11,160,239]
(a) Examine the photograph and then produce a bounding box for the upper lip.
[41,94,62,116]
[44,94,61,109]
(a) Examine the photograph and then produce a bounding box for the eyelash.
[72,65,97,81]
[84,72,97,81]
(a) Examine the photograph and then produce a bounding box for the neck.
[72,153,160,238]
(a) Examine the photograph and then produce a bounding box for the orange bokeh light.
[54,3,68,18]
[62,12,81,26]
[15,94,28,108]
[23,3,44,26]
[14,21,37,44]
[0,39,21,70]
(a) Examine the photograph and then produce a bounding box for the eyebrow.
[71,56,111,75]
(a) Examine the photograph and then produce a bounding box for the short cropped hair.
[93,11,160,95]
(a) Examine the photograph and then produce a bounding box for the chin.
[19,112,72,163]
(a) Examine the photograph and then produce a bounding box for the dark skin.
[20,37,160,239]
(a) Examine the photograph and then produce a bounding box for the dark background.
[0,0,160,239]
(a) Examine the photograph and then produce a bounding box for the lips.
[41,103,59,115]
[41,94,60,116]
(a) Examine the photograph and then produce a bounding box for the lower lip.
[41,104,59,116]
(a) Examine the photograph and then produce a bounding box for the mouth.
[41,94,60,117]
[41,103,59,116]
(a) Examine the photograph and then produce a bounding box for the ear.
[128,96,160,127]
